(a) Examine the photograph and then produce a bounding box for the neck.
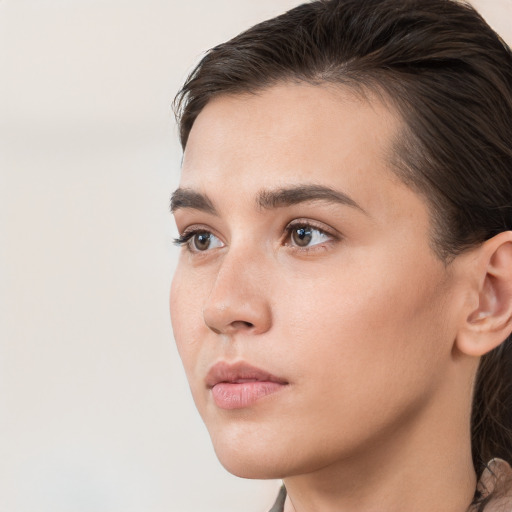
[283,381,477,512]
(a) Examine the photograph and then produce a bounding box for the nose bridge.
[202,242,272,335]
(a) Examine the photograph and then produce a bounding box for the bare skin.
[170,83,512,512]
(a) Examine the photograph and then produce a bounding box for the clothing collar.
[269,459,512,512]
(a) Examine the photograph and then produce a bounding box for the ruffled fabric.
[268,459,512,512]
[473,458,512,511]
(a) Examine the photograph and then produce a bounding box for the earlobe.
[456,231,512,357]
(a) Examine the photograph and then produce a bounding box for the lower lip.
[211,381,286,410]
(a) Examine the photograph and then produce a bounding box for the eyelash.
[174,225,216,245]
[173,220,337,253]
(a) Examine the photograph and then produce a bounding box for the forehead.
[179,83,414,222]
[182,83,400,181]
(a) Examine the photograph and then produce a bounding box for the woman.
[170,0,512,510]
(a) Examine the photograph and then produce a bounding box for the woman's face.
[170,84,464,479]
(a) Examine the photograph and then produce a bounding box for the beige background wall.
[0,1,510,511]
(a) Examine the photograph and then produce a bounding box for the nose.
[202,249,272,336]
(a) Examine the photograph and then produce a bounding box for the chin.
[207,421,295,480]
[213,443,310,480]
[207,420,342,481]
[216,451,285,480]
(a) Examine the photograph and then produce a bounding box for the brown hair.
[174,0,512,508]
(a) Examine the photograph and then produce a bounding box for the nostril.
[202,298,271,335]
[204,318,255,334]
[232,320,254,329]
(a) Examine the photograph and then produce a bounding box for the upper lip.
[205,361,288,388]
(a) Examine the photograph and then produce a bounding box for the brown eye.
[291,227,313,247]
[192,232,212,251]
[185,231,224,252]
[174,229,224,253]
[287,224,331,248]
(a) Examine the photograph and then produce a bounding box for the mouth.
[206,361,289,410]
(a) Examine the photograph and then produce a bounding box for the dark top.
[268,486,287,512]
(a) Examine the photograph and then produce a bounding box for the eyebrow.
[256,184,365,212]
[170,188,217,215]
[170,184,365,215]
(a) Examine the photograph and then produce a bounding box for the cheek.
[170,265,206,372]
[275,253,450,404]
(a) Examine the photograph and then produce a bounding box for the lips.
[206,361,288,410]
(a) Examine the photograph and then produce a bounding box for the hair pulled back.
[174,0,512,508]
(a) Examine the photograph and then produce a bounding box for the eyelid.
[284,218,339,238]
[174,223,217,242]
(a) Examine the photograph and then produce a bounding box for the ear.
[456,231,512,357]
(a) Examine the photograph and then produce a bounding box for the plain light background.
[0,1,510,511]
